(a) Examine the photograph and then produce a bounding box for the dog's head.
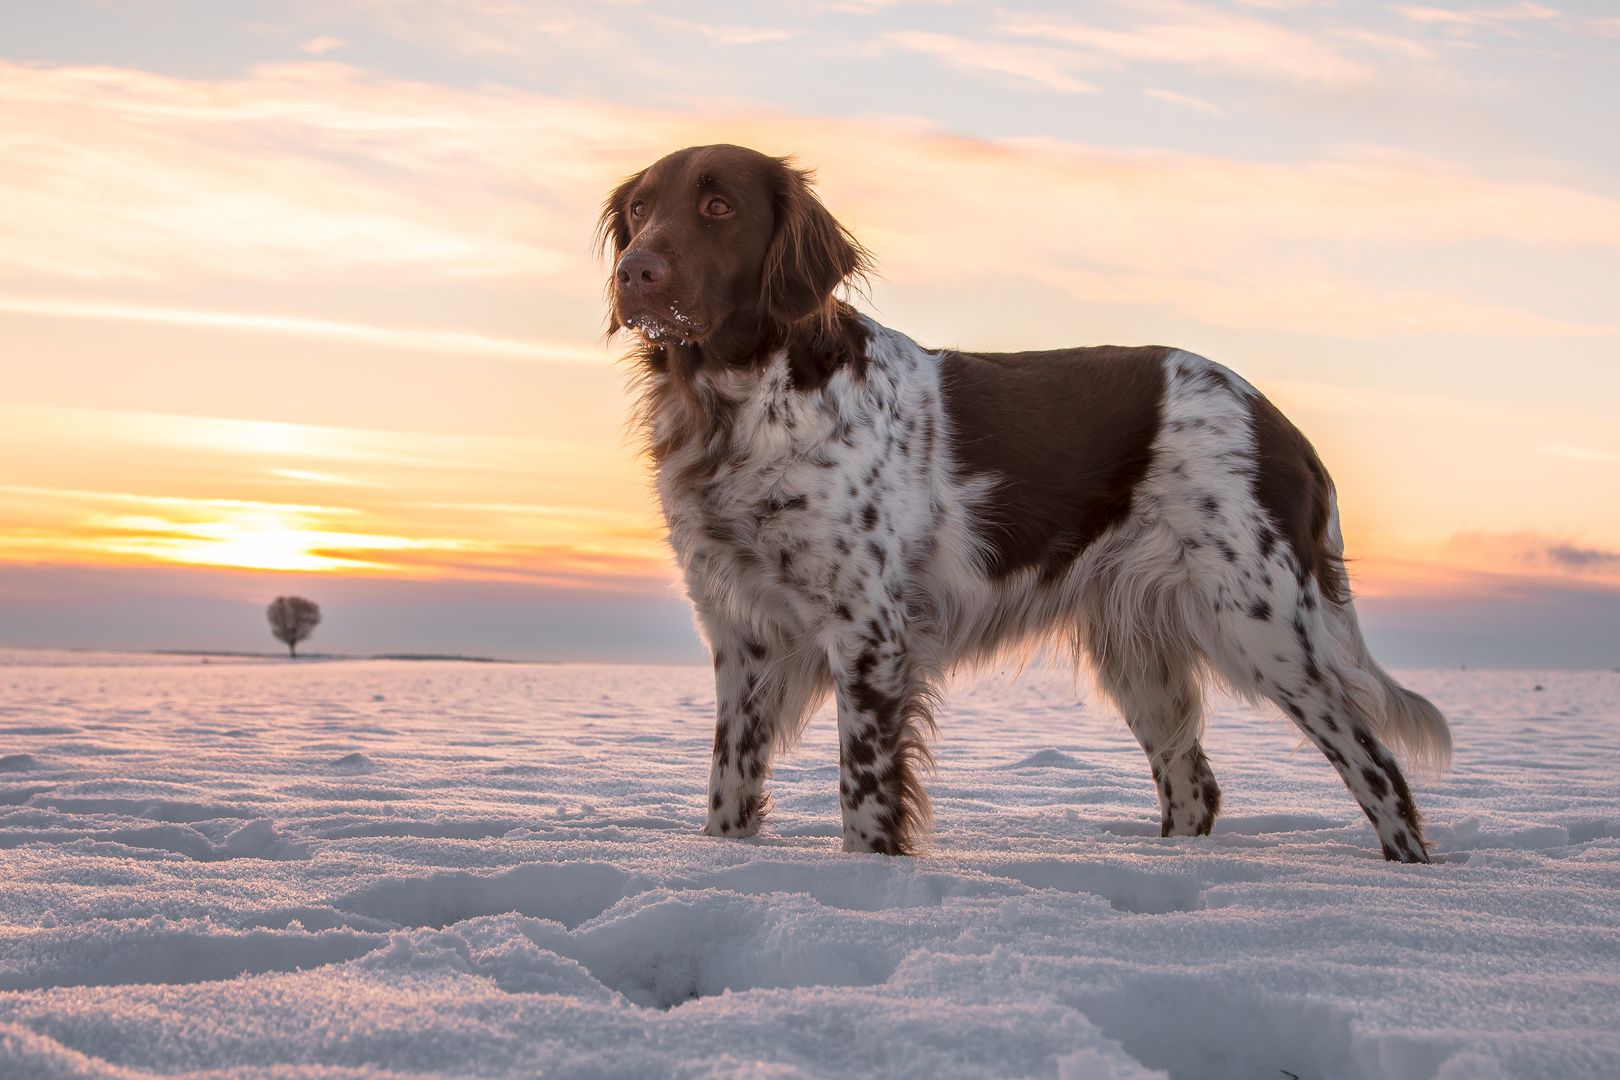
[597,144,870,365]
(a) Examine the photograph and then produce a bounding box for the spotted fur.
[602,145,1452,861]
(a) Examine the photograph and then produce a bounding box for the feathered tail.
[1323,492,1452,775]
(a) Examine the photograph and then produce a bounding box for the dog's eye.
[631,200,646,217]
[705,197,732,217]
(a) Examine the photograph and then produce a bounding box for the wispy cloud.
[1144,87,1222,114]
[1443,531,1620,586]
[1330,25,1438,62]
[882,31,1099,94]
[0,61,578,286]
[997,1,1377,87]
[1390,4,1561,32]
[268,469,387,487]
[333,0,620,59]
[650,16,796,46]
[808,131,1620,336]
[5,60,1619,339]
[1345,531,1620,601]
[299,36,349,56]
[0,295,610,364]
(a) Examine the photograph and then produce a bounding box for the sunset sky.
[2,0,1617,665]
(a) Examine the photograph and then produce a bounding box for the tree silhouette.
[267,596,321,657]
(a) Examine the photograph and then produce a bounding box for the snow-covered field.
[1,649,1617,1080]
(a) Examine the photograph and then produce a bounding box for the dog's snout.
[616,251,667,291]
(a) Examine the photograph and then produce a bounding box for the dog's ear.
[595,170,644,333]
[595,170,643,259]
[761,160,871,329]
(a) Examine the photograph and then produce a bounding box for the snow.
[1,649,1617,1079]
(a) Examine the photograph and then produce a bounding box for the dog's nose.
[616,251,667,291]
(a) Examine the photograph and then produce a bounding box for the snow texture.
[1,648,1617,1079]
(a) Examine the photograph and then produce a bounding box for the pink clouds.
[0,296,610,364]
[4,59,1618,338]
[0,62,580,286]
[995,1,1377,88]
[1350,532,1620,603]
[880,31,1101,93]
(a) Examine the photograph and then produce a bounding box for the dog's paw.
[704,803,763,838]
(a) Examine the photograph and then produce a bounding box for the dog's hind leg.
[1203,574,1434,862]
[1091,631,1221,837]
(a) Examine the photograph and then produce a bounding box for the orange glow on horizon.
[0,403,672,590]
[3,397,1615,602]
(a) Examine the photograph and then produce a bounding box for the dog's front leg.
[702,630,780,839]
[831,631,933,856]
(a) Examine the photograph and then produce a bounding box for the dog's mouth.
[620,304,708,345]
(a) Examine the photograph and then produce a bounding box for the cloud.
[1442,532,1620,587]
[881,31,1099,94]
[333,0,621,59]
[996,1,1377,88]
[1144,87,1221,114]
[805,132,1620,336]
[1330,26,1438,62]
[268,469,387,487]
[340,0,1412,93]
[0,61,586,287]
[649,16,796,45]
[1346,532,1620,607]
[1390,3,1561,32]
[299,36,349,55]
[4,59,1619,340]
[0,295,611,364]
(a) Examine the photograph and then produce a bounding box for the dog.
[599,144,1451,861]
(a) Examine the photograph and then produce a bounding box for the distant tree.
[267,596,321,657]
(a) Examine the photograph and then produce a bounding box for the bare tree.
[267,596,321,657]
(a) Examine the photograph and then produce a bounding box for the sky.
[1,0,1617,666]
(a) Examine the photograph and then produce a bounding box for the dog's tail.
[1342,604,1452,774]
[1323,493,1452,775]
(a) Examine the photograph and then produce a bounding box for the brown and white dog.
[600,144,1451,861]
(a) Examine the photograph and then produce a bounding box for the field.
[2,649,1618,1079]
